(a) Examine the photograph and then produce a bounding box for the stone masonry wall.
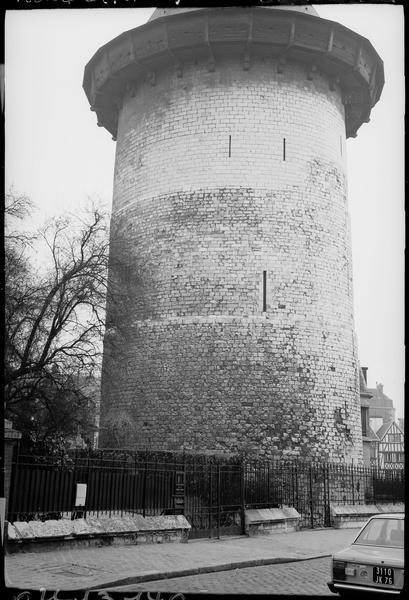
[100,55,362,462]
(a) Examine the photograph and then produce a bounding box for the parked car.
[328,513,404,596]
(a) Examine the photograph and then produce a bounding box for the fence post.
[400,470,404,503]
[86,455,91,517]
[293,462,298,510]
[328,463,332,526]
[373,467,377,505]
[401,470,404,502]
[291,463,295,507]
[142,457,148,518]
[3,421,22,528]
[267,463,270,506]
[240,457,246,535]
[391,471,395,504]
[217,464,221,540]
[133,454,138,516]
[107,457,116,518]
[351,465,355,505]
[323,463,330,527]
[209,462,213,538]
[183,454,187,515]
[309,464,314,529]
[120,455,126,517]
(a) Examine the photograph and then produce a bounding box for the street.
[103,557,333,595]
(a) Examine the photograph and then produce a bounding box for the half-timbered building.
[376,421,405,469]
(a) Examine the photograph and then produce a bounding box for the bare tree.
[4,191,110,453]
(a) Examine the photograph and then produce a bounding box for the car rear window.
[354,518,404,548]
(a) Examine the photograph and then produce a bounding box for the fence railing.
[8,451,405,534]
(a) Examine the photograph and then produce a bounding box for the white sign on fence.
[75,483,87,507]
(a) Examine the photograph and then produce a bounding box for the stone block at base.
[330,504,379,529]
[245,506,300,536]
[331,503,405,529]
[375,503,404,514]
[6,513,191,552]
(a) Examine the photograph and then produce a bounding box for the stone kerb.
[244,506,301,536]
[6,513,191,553]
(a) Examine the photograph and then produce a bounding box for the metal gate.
[185,461,244,539]
[288,463,332,529]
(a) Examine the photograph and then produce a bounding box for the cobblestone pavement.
[103,557,332,595]
[6,529,357,591]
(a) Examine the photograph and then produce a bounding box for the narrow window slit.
[262,270,267,312]
[228,135,231,157]
[283,138,286,161]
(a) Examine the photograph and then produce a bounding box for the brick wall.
[100,55,362,462]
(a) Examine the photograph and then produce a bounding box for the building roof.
[83,5,384,140]
[376,421,393,440]
[376,420,404,440]
[148,5,320,22]
[366,424,380,441]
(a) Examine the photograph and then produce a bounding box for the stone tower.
[83,6,383,461]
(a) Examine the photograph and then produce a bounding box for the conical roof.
[84,3,383,140]
[149,5,319,22]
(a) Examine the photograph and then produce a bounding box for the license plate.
[373,566,394,585]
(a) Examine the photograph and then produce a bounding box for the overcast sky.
[5,4,405,419]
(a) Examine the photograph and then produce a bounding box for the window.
[354,518,404,548]
[384,452,396,463]
[262,270,267,312]
[361,406,369,437]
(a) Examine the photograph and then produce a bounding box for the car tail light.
[333,560,347,581]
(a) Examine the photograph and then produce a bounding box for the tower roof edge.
[84,6,384,140]
[148,5,321,22]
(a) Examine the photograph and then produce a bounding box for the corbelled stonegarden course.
[83,6,384,461]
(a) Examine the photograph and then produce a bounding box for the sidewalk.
[5,527,359,591]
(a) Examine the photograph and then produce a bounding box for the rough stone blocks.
[101,54,362,463]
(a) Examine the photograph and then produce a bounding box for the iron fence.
[8,454,180,522]
[8,450,405,536]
